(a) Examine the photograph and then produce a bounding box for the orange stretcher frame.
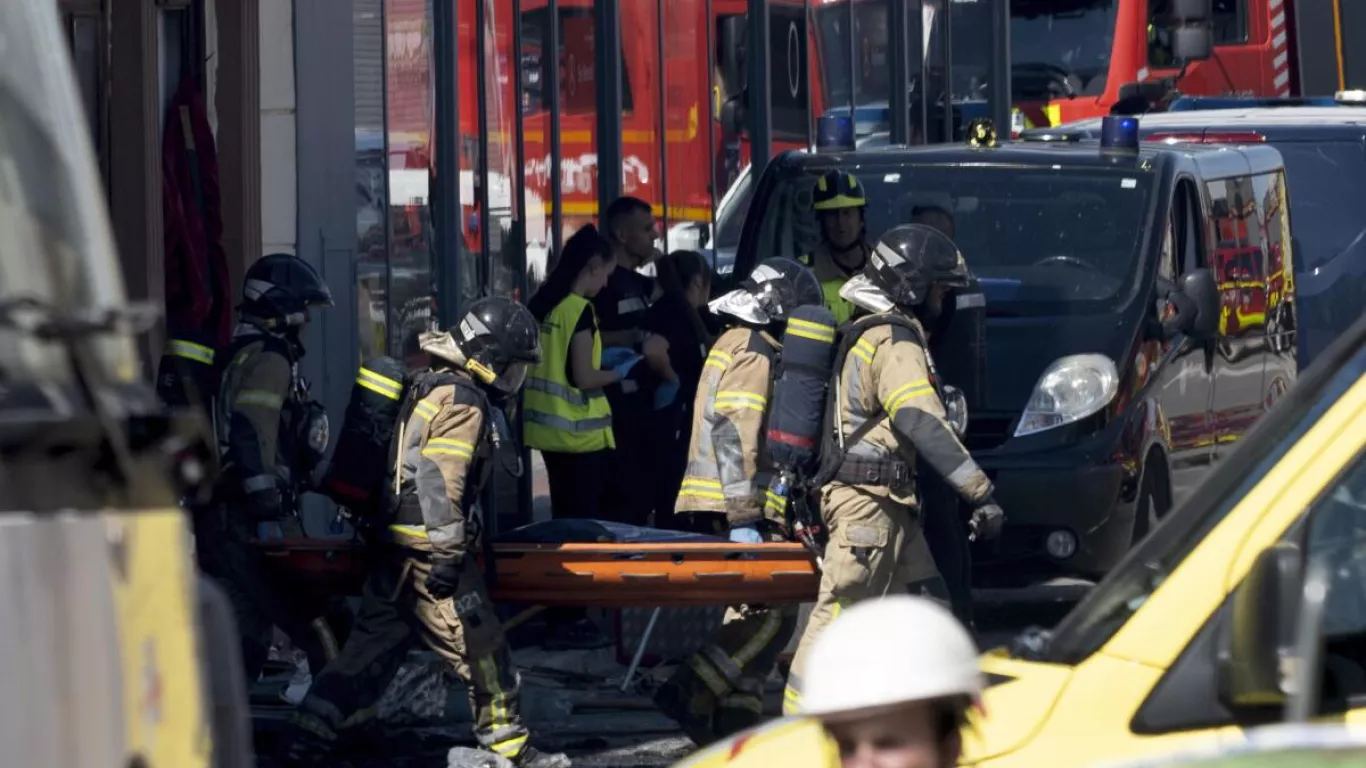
[257,538,821,607]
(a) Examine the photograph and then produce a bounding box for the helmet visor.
[838,274,896,314]
[708,288,772,325]
[498,360,531,395]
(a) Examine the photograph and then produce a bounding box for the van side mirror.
[1169,0,1214,61]
[1180,268,1220,339]
[720,94,747,136]
[1217,543,1303,709]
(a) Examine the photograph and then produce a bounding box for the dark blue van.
[732,134,1292,579]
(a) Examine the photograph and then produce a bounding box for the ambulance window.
[1301,452,1366,703]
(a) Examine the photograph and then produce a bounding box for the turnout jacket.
[387,370,491,560]
[676,327,780,527]
[832,314,993,508]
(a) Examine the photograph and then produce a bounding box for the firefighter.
[198,253,344,685]
[804,596,982,768]
[653,257,825,745]
[783,225,1005,715]
[290,297,570,768]
[155,331,219,413]
[799,170,872,324]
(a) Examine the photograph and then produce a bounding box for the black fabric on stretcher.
[492,519,727,545]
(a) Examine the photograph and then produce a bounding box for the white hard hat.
[801,596,983,719]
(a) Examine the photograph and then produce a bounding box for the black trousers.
[540,449,614,627]
[604,388,656,527]
[541,449,614,520]
[918,459,975,627]
[651,398,692,528]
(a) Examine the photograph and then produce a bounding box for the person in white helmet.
[801,596,983,768]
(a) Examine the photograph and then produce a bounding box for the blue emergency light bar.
[1100,115,1140,153]
[821,105,892,137]
[816,115,856,153]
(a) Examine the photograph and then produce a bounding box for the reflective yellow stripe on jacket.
[523,294,615,453]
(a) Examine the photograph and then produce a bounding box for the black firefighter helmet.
[709,257,823,326]
[840,224,971,312]
[241,253,334,330]
[442,296,542,397]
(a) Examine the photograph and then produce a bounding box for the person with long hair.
[647,250,713,526]
[524,223,637,649]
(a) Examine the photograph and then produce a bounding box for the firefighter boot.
[712,689,766,740]
[513,746,573,768]
[281,711,352,766]
[653,663,721,746]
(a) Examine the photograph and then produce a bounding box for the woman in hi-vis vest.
[526,224,640,650]
[526,224,643,517]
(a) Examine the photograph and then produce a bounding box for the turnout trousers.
[654,530,798,745]
[194,508,346,683]
[782,484,947,715]
[292,546,531,762]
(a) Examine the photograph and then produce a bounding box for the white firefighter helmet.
[802,596,983,719]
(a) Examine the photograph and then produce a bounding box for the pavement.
[249,585,1082,767]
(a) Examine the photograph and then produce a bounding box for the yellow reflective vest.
[798,243,868,324]
[523,294,616,453]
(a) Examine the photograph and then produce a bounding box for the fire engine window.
[1148,0,1247,64]
[520,7,634,116]
[1210,0,1248,44]
[769,5,813,141]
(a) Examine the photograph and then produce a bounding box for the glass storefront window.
[386,0,436,353]
[518,3,553,294]
[355,0,388,361]
[486,0,522,301]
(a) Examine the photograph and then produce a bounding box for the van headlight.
[1014,354,1119,437]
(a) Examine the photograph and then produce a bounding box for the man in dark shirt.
[595,196,665,526]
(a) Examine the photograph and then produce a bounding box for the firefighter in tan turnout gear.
[290,297,571,768]
[783,225,1006,715]
[201,253,345,685]
[654,258,825,745]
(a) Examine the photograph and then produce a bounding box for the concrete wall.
[260,0,297,256]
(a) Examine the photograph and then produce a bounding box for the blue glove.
[610,354,643,379]
[600,346,638,368]
[653,379,680,410]
[729,525,764,544]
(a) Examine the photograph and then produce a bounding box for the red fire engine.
[383,0,1362,273]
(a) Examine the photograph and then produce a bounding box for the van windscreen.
[755,163,1153,316]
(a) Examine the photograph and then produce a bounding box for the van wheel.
[1130,465,1172,545]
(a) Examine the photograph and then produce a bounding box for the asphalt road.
[251,586,1084,767]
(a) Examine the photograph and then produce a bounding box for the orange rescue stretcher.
[258,538,821,607]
